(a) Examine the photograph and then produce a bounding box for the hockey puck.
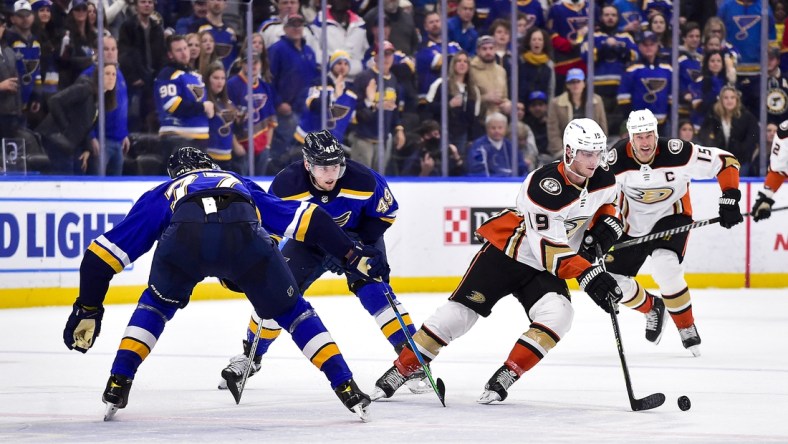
[677,395,691,411]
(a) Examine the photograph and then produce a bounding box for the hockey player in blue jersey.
[62,146,386,421]
[218,130,431,398]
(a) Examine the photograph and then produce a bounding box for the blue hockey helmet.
[167,146,219,178]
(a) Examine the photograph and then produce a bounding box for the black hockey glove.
[322,254,345,275]
[345,243,389,281]
[578,265,623,314]
[751,191,775,222]
[718,188,743,229]
[64,302,105,353]
[579,215,623,262]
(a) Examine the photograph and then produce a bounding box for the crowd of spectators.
[0,0,785,177]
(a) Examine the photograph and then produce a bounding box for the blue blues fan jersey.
[415,40,462,103]
[5,30,41,104]
[295,79,357,145]
[154,64,209,140]
[617,61,673,123]
[485,0,545,32]
[87,170,335,274]
[718,0,775,75]
[194,19,239,72]
[270,159,397,244]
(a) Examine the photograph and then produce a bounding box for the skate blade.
[351,404,369,422]
[405,378,433,394]
[369,386,388,401]
[217,378,228,390]
[687,345,701,357]
[103,403,119,421]
[476,390,502,405]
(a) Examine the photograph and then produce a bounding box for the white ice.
[1,289,787,443]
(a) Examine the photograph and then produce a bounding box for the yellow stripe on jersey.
[282,191,312,201]
[119,337,151,360]
[381,313,412,338]
[337,189,374,200]
[310,343,340,369]
[294,204,316,241]
[88,242,124,273]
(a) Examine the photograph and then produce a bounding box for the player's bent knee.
[528,292,573,338]
[422,300,480,343]
[651,249,686,294]
[610,273,638,303]
[138,289,179,320]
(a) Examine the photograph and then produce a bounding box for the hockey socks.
[273,298,352,389]
[504,323,560,376]
[662,287,695,329]
[621,282,655,314]
[110,290,178,379]
[355,282,417,351]
[395,327,446,376]
[245,315,282,359]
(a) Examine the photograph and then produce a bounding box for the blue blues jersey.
[207,101,239,162]
[718,0,775,75]
[295,79,357,145]
[415,40,461,102]
[486,0,545,32]
[194,19,239,72]
[270,159,397,244]
[582,31,637,90]
[617,61,673,123]
[611,0,642,32]
[5,30,41,104]
[87,170,341,274]
[154,64,209,140]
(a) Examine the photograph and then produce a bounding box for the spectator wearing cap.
[523,90,550,165]
[259,0,305,48]
[350,39,405,171]
[6,0,42,123]
[226,51,277,175]
[765,45,788,125]
[305,0,368,82]
[57,0,96,90]
[415,10,461,111]
[268,13,318,160]
[364,0,419,55]
[118,0,166,133]
[518,27,554,105]
[466,111,527,177]
[0,11,24,143]
[425,50,480,154]
[617,30,672,133]
[190,0,238,72]
[447,0,478,56]
[546,67,606,157]
[470,35,511,117]
[581,4,636,134]
[175,0,207,36]
[546,0,588,94]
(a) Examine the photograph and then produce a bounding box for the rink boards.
[0,177,785,308]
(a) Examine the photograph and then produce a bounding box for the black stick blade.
[631,393,666,411]
[436,378,447,407]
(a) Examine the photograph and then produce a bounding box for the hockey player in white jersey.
[752,119,788,221]
[605,109,742,356]
[371,118,626,404]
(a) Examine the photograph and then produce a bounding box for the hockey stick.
[382,286,447,407]
[609,206,788,252]
[596,253,664,411]
[227,315,264,405]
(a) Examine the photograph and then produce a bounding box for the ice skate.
[335,379,371,421]
[102,374,132,421]
[644,295,667,344]
[218,340,261,398]
[370,365,407,401]
[477,365,519,404]
[404,368,433,394]
[679,324,701,357]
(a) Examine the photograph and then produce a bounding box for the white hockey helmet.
[563,118,607,167]
[626,109,659,141]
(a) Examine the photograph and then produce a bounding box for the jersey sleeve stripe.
[164,96,182,113]
[337,189,374,199]
[89,235,130,272]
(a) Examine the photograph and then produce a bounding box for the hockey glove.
[579,215,623,262]
[322,254,346,275]
[63,302,105,353]
[345,243,389,281]
[578,265,623,314]
[751,190,775,222]
[718,188,743,229]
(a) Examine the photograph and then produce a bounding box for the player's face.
[569,149,603,178]
[632,131,657,162]
[307,161,342,191]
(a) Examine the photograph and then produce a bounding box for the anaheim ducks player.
[371,118,625,404]
[752,119,788,221]
[605,109,742,357]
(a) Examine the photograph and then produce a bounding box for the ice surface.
[1,289,787,442]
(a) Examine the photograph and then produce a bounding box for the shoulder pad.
[270,162,308,198]
[653,137,693,167]
[340,160,378,193]
[778,120,788,138]
[526,164,575,212]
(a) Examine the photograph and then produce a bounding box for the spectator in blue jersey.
[701,20,738,85]
[546,0,588,94]
[306,0,368,82]
[260,0,302,48]
[611,0,641,35]
[227,51,277,175]
[448,0,478,55]
[190,0,238,72]
[6,1,41,124]
[617,31,672,135]
[269,13,318,167]
[81,35,129,176]
[677,22,702,122]
[218,130,432,400]
[118,0,166,133]
[36,62,117,174]
[415,11,462,112]
[363,0,419,55]
[689,50,727,130]
[57,0,96,90]
[466,111,526,177]
[426,50,481,155]
[203,61,244,170]
[63,146,382,421]
[154,35,213,161]
[175,0,207,36]
[518,27,554,105]
[484,0,545,36]
[351,40,406,172]
[0,12,24,143]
